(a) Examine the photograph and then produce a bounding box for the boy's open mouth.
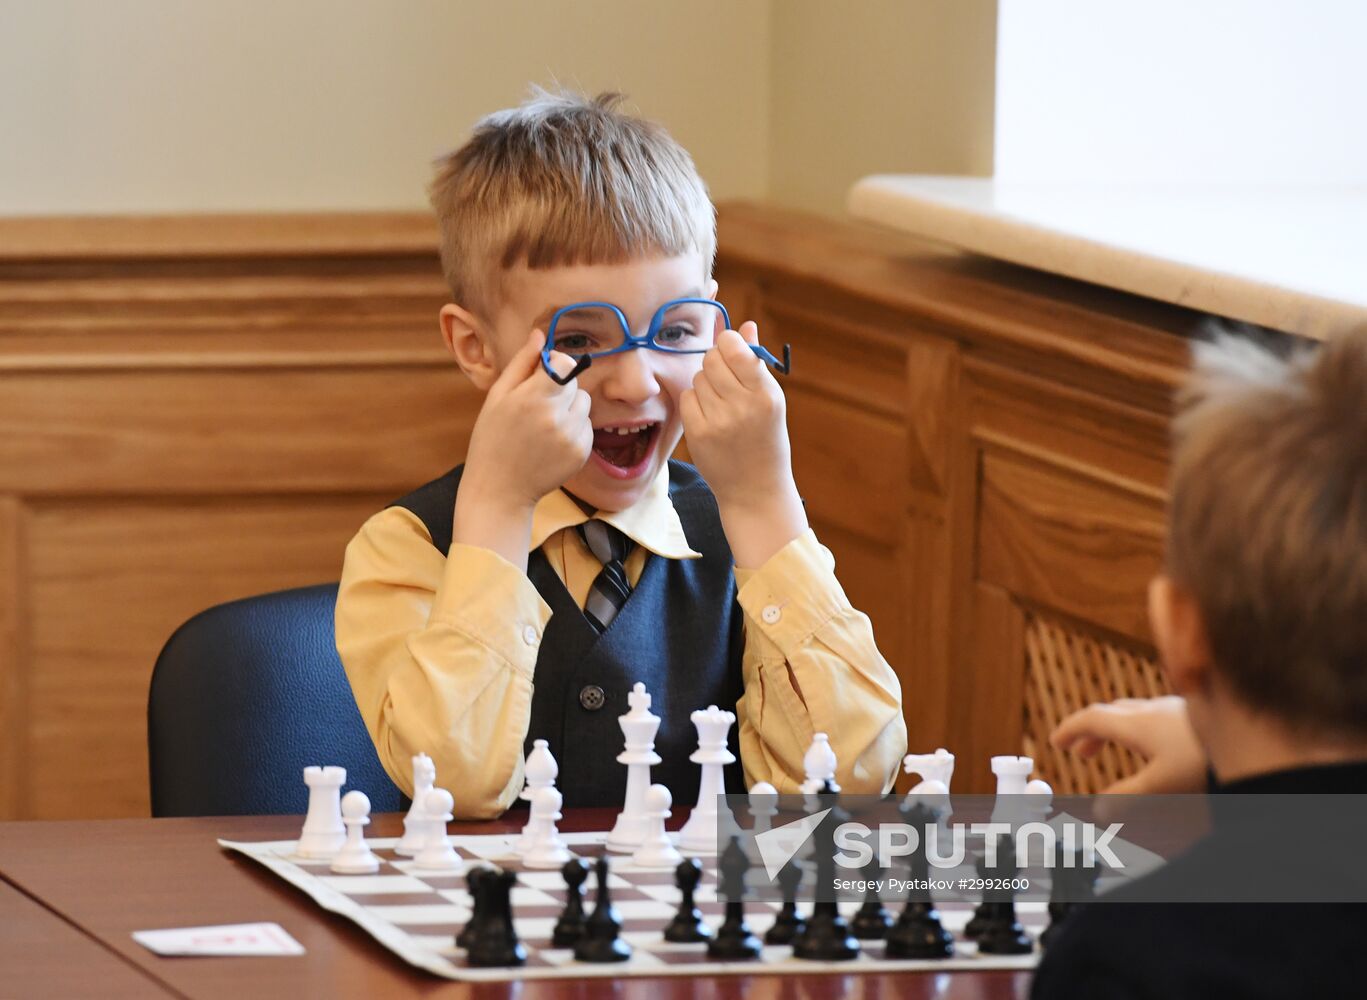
[591,422,659,479]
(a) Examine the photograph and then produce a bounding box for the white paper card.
[132,922,304,957]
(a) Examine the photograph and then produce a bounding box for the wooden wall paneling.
[0,496,27,819]
[25,493,404,819]
[954,583,1027,794]
[975,451,1166,644]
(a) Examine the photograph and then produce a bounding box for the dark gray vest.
[391,461,744,808]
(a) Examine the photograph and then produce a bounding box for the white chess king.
[606,682,663,852]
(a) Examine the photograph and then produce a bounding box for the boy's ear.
[1148,575,1216,697]
[439,303,499,392]
[706,278,719,302]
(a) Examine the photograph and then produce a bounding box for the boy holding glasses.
[336,90,906,817]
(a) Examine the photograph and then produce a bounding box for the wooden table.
[0,810,1031,999]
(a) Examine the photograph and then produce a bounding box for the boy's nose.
[597,345,661,402]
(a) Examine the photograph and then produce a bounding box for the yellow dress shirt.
[336,464,907,818]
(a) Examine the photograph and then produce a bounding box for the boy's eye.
[654,324,701,346]
[553,331,595,354]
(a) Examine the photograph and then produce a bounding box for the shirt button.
[579,685,606,711]
[522,625,539,646]
[761,604,782,625]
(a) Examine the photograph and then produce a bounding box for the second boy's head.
[429,90,717,512]
[1150,328,1367,771]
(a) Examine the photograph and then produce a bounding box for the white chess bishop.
[514,740,559,855]
[677,704,737,855]
[606,682,663,853]
[800,732,839,795]
[297,765,347,859]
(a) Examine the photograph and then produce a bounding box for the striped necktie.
[577,519,635,633]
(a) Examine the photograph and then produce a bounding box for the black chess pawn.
[976,834,1032,956]
[552,857,590,948]
[791,781,860,962]
[466,867,527,967]
[664,857,712,943]
[1041,848,1099,949]
[851,857,893,940]
[707,836,763,960]
[885,799,954,959]
[456,865,492,950]
[765,859,806,945]
[574,855,632,963]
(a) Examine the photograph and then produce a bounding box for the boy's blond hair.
[429,89,715,316]
[1168,326,1367,735]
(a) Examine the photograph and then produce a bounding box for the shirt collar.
[528,464,702,560]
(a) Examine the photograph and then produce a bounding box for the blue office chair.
[147,583,404,817]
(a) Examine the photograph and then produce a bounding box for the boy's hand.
[681,322,807,568]
[454,330,592,569]
[1051,695,1207,796]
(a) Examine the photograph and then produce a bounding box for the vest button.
[578,685,606,711]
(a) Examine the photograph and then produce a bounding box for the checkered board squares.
[220,831,1042,983]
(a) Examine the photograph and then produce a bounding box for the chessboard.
[221,830,1043,983]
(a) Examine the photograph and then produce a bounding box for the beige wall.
[770,0,997,215]
[0,0,995,217]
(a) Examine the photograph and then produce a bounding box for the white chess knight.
[677,705,737,855]
[631,784,683,868]
[396,752,437,857]
[902,748,956,820]
[606,682,663,853]
[522,786,575,868]
[331,790,381,874]
[414,787,462,870]
[513,740,559,856]
[297,765,347,858]
[799,732,839,794]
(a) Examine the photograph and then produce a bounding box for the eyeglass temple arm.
[751,342,792,375]
[544,354,594,386]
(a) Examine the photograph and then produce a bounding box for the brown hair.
[428,88,715,316]
[1168,325,1367,734]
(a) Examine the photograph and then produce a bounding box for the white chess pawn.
[523,786,574,869]
[414,788,461,870]
[396,752,437,857]
[297,765,347,858]
[677,705,737,855]
[606,683,663,853]
[631,785,683,868]
[800,733,839,794]
[331,790,381,874]
[1024,778,1054,816]
[514,740,559,855]
[747,781,779,839]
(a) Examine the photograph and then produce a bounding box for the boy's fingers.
[1051,704,1139,754]
[738,320,760,347]
[492,329,550,397]
[701,340,748,398]
[714,328,764,390]
[680,387,705,427]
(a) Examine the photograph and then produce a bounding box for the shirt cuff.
[735,529,850,648]
[429,542,552,678]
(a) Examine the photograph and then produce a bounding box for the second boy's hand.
[453,329,593,573]
[682,322,808,569]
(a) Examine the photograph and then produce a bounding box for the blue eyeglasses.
[539,297,792,385]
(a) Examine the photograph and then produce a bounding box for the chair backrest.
[148,583,404,817]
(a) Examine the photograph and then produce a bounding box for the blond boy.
[336,91,906,818]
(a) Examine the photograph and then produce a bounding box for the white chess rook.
[396,752,437,857]
[514,740,559,856]
[631,785,683,868]
[297,765,347,858]
[606,683,663,853]
[414,788,462,870]
[989,755,1053,827]
[677,704,737,855]
[331,790,381,874]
